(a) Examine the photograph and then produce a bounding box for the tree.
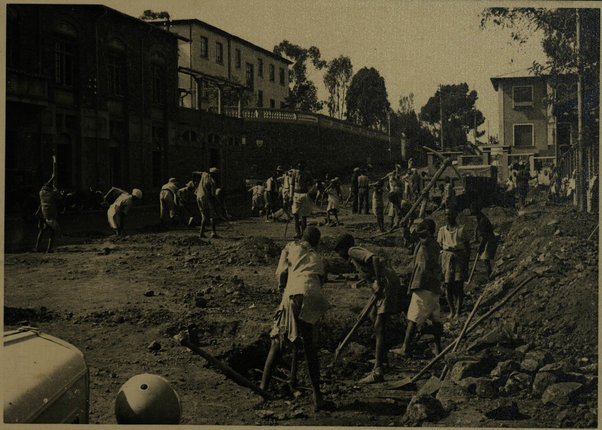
[323,56,353,119]
[345,67,390,128]
[419,83,485,149]
[399,93,415,114]
[139,10,170,20]
[273,41,327,112]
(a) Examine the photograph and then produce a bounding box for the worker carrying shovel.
[334,234,404,383]
[259,227,334,411]
[399,218,443,356]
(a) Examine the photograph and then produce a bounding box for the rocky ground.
[3,189,598,426]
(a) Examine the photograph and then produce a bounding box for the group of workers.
[259,194,498,409]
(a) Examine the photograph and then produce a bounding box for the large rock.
[450,360,489,382]
[501,371,532,395]
[541,382,583,406]
[490,360,521,378]
[401,394,445,426]
[523,350,553,369]
[417,376,442,397]
[532,371,559,395]
[475,378,498,399]
[436,379,470,411]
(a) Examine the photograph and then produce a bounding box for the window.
[513,86,533,107]
[270,99,275,108]
[514,124,533,147]
[279,67,285,85]
[246,62,254,90]
[200,36,208,58]
[151,64,164,104]
[107,52,126,96]
[257,58,263,78]
[55,39,75,86]
[216,42,223,64]
[257,90,263,107]
[269,64,275,82]
[235,48,241,69]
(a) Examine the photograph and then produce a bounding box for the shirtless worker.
[159,177,179,225]
[259,227,333,411]
[196,167,220,238]
[290,160,315,239]
[104,187,143,236]
[334,234,404,383]
[399,218,443,356]
[437,207,470,318]
[35,174,61,253]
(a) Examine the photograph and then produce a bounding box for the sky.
[103,0,549,138]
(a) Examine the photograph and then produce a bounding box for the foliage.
[399,93,415,114]
[345,67,390,128]
[273,40,327,112]
[419,83,485,149]
[323,56,353,119]
[139,10,171,20]
[480,8,599,120]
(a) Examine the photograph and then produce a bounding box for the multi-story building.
[6,4,180,205]
[161,19,292,113]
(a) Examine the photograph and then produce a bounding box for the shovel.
[333,293,377,363]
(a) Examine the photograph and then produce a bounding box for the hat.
[209,167,219,173]
[132,189,143,200]
[353,167,360,172]
[276,165,284,172]
[169,177,177,183]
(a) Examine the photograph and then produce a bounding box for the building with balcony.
[157,19,292,114]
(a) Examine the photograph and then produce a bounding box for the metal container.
[3,327,89,423]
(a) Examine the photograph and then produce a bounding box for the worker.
[176,181,198,226]
[334,234,404,383]
[324,177,342,226]
[280,167,293,214]
[34,174,61,253]
[291,160,315,239]
[104,187,143,236]
[196,167,219,238]
[440,176,456,211]
[249,181,265,217]
[159,177,179,225]
[515,162,530,208]
[437,207,470,318]
[471,203,498,279]
[387,165,404,230]
[371,179,385,232]
[260,227,333,411]
[265,170,280,220]
[357,169,370,215]
[399,218,443,356]
[350,167,360,214]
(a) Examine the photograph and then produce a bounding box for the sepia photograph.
[2,0,599,426]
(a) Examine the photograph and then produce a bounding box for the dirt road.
[4,193,598,426]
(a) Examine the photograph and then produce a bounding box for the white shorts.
[407,289,441,325]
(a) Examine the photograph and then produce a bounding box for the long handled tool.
[387,274,536,390]
[175,330,274,400]
[466,250,480,286]
[587,224,598,240]
[374,157,452,238]
[438,289,486,380]
[334,293,378,362]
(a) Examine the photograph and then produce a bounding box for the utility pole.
[576,8,586,211]
[439,85,444,151]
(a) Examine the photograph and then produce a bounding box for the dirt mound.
[219,236,282,265]
[480,200,598,359]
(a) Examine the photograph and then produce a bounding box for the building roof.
[168,19,293,65]
[490,69,545,91]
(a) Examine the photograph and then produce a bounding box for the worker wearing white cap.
[104,187,143,236]
[159,177,179,225]
[195,168,219,238]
